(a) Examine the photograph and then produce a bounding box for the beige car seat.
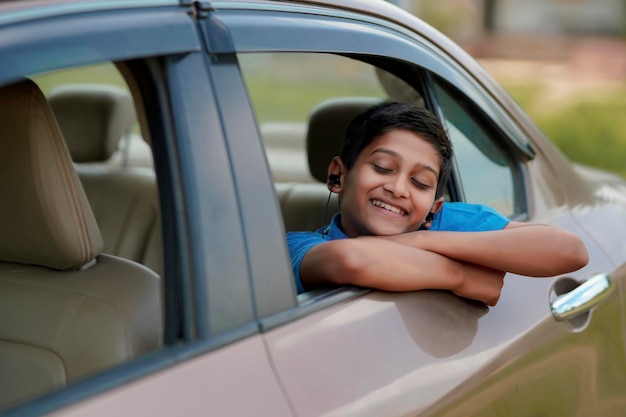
[306,97,382,184]
[48,84,135,165]
[49,84,162,276]
[276,97,380,232]
[0,79,162,409]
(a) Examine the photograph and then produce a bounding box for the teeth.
[372,200,405,215]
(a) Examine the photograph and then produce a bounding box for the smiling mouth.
[371,199,407,216]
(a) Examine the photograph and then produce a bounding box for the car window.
[239,52,389,183]
[238,52,464,306]
[0,62,166,412]
[33,63,152,169]
[432,76,521,217]
[32,62,160,265]
[238,52,430,234]
[0,53,255,414]
[0,4,268,414]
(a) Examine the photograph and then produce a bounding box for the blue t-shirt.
[287,202,510,294]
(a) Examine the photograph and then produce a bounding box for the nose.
[383,176,409,198]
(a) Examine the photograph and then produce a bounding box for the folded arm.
[300,237,505,306]
[384,221,589,277]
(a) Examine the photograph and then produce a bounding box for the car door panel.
[266,270,625,417]
[264,209,624,416]
[0,3,275,413]
[264,290,494,417]
[200,4,626,416]
[424,262,626,417]
[48,336,293,417]
[2,0,625,415]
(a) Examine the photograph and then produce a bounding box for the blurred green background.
[403,0,626,178]
[501,77,626,178]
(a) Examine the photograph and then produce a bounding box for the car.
[0,0,625,416]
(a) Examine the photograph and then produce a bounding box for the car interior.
[48,83,163,277]
[0,78,162,410]
[274,97,380,232]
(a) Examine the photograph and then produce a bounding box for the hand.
[452,262,505,306]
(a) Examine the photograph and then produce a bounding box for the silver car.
[0,0,624,416]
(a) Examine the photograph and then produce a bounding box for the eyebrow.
[370,148,439,177]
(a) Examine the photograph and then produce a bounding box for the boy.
[287,102,588,306]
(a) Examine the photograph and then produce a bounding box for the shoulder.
[287,230,325,249]
[286,231,329,294]
[287,230,335,262]
[431,202,510,232]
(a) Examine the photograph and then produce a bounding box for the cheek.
[412,193,436,213]
[355,168,383,190]
[346,170,374,195]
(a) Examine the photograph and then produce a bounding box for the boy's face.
[334,129,443,237]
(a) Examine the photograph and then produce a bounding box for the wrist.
[447,259,466,293]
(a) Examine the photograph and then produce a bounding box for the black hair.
[339,102,453,198]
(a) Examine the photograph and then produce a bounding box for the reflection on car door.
[264,259,626,417]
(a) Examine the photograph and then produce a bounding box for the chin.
[369,225,409,236]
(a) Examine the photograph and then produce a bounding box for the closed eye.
[372,163,392,174]
[411,178,432,190]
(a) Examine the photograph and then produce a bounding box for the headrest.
[49,84,136,163]
[0,79,103,270]
[306,97,382,183]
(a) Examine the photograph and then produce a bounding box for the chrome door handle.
[550,273,615,322]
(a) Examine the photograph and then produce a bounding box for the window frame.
[0,4,259,415]
[426,73,528,218]
[206,6,534,327]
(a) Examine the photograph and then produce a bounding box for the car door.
[0,2,291,415]
[200,3,626,416]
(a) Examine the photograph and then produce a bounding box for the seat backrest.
[275,182,338,232]
[48,83,135,164]
[306,97,382,183]
[49,84,162,276]
[276,97,380,232]
[0,79,162,409]
[261,122,315,183]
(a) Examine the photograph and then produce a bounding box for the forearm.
[301,238,457,290]
[300,238,504,305]
[386,222,589,277]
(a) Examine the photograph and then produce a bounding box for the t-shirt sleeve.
[286,231,326,294]
[430,202,510,232]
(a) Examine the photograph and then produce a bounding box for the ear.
[423,197,444,228]
[430,197,444,214]
[327,157,346,193]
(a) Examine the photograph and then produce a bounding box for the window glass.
[240,53,387,124]
[239,52,431,235]
[433,77,518,217]
[33,63,151,168]
[239,52,437,303]
[1,62,163,410]
[238,53,425,184]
